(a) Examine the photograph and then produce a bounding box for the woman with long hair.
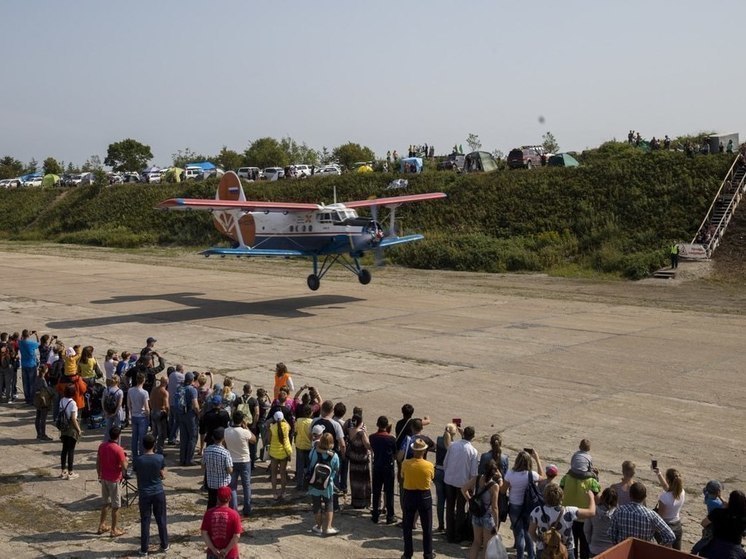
[346,414,372,509]
[267,410,292,500]
[308,432,340,536]
[272,362,294,400]
[655,466,686,550]
[700,490,746,559]
[462,459,502,559]
[501,449,544,559]
[584,487,618,557]
[77,345,102,383]
[58,383,82,479]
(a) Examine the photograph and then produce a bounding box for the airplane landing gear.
[358,268,371,285]
[307,274,320,291]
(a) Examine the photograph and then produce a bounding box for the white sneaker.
[67,472,79,480]
[311,525,322,535]
[324,527,339,536]
[60,470,68,479]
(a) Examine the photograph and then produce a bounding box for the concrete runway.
[1,249,744,556]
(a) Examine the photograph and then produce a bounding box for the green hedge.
[0,148,731,279]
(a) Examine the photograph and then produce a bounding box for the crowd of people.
[1,328,745,559]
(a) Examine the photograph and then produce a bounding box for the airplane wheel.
[358,268,372,285]
[307,274,320,291]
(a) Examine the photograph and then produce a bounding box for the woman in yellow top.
[63,346,81,377]
[77,346,102,383]
[267,410,293,501]
[273,362,294,400]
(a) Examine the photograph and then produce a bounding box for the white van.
[184,167,204,180]
[237,167,261,180]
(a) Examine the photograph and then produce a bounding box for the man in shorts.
[96,426,128,537]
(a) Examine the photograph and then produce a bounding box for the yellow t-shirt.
[64,354,81,376]
[78,357,97,379]
[295,417,313,451]
[402,457,435,490]
[269,421,293,460]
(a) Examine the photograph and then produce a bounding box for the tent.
[42,174,60,187]
[547,153,580,167]
[464,151,498,173]
[356,164,373,173]
[400,157,423,173]
[185,161,216,171]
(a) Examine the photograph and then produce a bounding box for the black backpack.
[469,478,496,517]
[103,389,120,414]
[307,452,333,490]
[56,401,72,432]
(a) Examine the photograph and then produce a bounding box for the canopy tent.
[185,161,216,171]
[42,174,60,187]
[162,167,184,183]
[356,164,374,173]
[464,151,498,173]
[547,153,580,167]
[400,157,423,173]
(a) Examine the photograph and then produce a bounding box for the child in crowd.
[704,480,724,513]
[569,438,597,479]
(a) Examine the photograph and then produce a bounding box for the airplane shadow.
[46,292,364,329]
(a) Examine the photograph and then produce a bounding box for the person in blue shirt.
[18,329,40,405]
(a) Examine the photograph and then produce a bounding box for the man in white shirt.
[224,411,256,517]
[443,425,478,543]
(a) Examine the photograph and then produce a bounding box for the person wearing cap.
[225,410,256,517]
[703,480,724,513]
[203,427,233,510]
[140,337,157,358]
[267,410,293,501]
[96,426,128,537]
[177,372,200,466]
[134,433,169,556]
[401,438,435,559]
[537,464,559,495]
[201,485,242,559]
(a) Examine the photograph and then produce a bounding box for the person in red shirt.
[201,486,242,559]
[96,426,128,537]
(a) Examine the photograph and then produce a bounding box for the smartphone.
[452,418,462,427]
[524,447,534,454]
[651,459,657,470]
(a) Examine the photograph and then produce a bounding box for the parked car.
[292,164,312,177]
[262,167,285,181]
[80,172,96,185]
[22,176,43,187]
[0,179,13,189]
[237,166,261,180]
[507,146,549,169]
[65,173,84,186]
[123,172,141,183]
[145,171,162,184]
[184,167,204,180]
[316,165,342,176]
[437,154,465,171]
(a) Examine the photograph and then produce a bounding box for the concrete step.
[652,268,677,279]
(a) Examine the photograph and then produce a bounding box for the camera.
[651,459,657,470]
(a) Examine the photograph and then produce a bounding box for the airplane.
[157,171,446,290]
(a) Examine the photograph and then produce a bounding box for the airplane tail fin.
[212,171,255,248]
[216,171,247,201]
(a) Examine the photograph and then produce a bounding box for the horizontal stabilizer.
[201,247,307,257]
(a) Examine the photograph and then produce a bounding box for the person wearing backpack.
[102,375,124,442]
[529,484,596,559]
[57,383,82,480]
[0,345,15,403]
[308,432,340,536]
[462,459,503,559]
[502,449,545,559]
[33,365,54,440]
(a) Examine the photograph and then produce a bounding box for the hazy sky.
[2,0,743,168]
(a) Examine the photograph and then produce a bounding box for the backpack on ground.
[236,395,253,424]
[103,389,120,415]
[540,507,568,559]
[469,478,496,518]
[308,452,333,490]
[56,401,72,432]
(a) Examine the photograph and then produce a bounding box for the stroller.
[83,382,106,429]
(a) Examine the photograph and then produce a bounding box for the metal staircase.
[689,154,746,258]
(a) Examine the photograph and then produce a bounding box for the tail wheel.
[307,274,320,291]
[358,268,372,285]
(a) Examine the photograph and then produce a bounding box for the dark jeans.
[509,503,535,559]
[230,462,252,516]
[139,490,168,552]
[295,449,310,490]
[61,435,77,472]
[434,468,446,529]
[372,466,395,522]
[572,520,590,559]
[178,412,198,465]
[445,483,468,543]
[207,487,221,510]
[35,407,49,437]
[249,426,258,466]
[168,408,179,442]
[151,410,168,454]
[22,366,37,404]
[402,489,434,559]
[0,369,14,401]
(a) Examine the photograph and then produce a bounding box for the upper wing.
[157,198,320,212]
[343,192,446,209]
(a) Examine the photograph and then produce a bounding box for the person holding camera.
[19,329,40,405]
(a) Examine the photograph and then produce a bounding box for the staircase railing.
[691,154,746,256]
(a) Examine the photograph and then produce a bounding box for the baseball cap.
[146,337,157,344]
[704,480,722,496]
[312,424,325,436]
[273,410,285,422]
[546,464,559,477]
[211,395,223,407]
[217,486,231,502]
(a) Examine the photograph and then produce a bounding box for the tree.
[331,142,376,170]
[214,146,244,171]
[172,147,208,169]
[466,133,482,153]
[0,156,23,179]
[104,138,153,172]
[25,158,38,174]
[244,137,289,169]
[42,157,62,176]
[319,146,332,165]
[542,131,560,153]
[280,136,319,166]
[491,149,504,161]
[81,155,103,173]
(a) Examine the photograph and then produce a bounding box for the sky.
[2,0,744,169]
